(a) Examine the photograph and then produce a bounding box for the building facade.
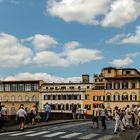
[102,67,140,110]
[0,80,44,115]
[39,75,93,113]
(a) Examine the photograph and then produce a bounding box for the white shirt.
[17,108,27,118]
[93,108,98,117]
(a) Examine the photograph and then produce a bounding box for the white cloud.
[106,26,140,44]
[46,0,140,27]
[0,33,103,68]
[106,33,125,44]
[4,72,82,83]
[33,51,68,67]
[22,34,58,51]
[33,41,103,67]
[127,52,140,58]
[0,33,33,67]
[47,0,110,25]
[122,26,140,44]
[102,0,140,27]
[110,57,134,67]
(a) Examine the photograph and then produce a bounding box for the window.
[78,86,81,90]
[122,82,128,89]
[77,94,81,100]
[11,96,15,102]
[25,84,31,91]
[11,84,17,91]
[4,84,10,91]
[126,71,130,74]
[31,84,38,91]
[131,82,136,89]
[25,95,29,101]
[44,95,47,100]
[130,93,137,101]
[32,96,36,102]
[66,104,69,110]
[106,94,111,101]
[61,86,66,90]
[18,84,24,91]
[93,96,98,101]
[114,82,120,89]
[69,86,74,90]
[0,84,4,91]
[106,83,112,89]
[122,93,128,101]
[85,104,91,110]
[114,93,120,101]
[53,95,56,100]
[85,94,89,100]
[99,96,104,101]
[18,95,22,102]
[5,96,8,101]
[108,69,111,73]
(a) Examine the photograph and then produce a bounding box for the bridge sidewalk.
[3,119,88,132]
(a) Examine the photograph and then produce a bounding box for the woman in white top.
[17,104,27,131]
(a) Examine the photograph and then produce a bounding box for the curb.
[4,119,91,132]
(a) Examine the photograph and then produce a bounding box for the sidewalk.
[4,119,87,132]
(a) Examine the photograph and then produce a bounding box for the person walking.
[44,102,51,122]
[16,104,27,131]
[100,105,107,130]
[114,106,125,134]
[92,105,99,128]
[0,104,4,132]
[125,105,132,128]
[30,105,37,125]
[72,105,77,119]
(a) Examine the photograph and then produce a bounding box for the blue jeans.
[45,111,49,122]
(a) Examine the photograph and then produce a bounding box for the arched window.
[66,104,69,110]
[122,93,128,101]
[106,93,111,101]
[113,93,120,101]
[5,96,8,101]
[130,92,137,101]
[11,96,15,102]
[18,95,22,102]
[25,95,29,101]
[32,96,36,102]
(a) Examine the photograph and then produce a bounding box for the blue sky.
[0,0,140,82]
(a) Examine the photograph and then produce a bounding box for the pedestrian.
[77,107,81,120]
[72,105,76,119]
[16,104,27,131]
[100,105,107,130]
[114,106,125,134]
[44,102,51,122]
[0,104,4,132]
[83,107,87,119]
[92,105,99,128]
[125,105,132,128]
[30,105,37,125]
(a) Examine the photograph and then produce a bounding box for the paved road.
[0,120,139,140]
